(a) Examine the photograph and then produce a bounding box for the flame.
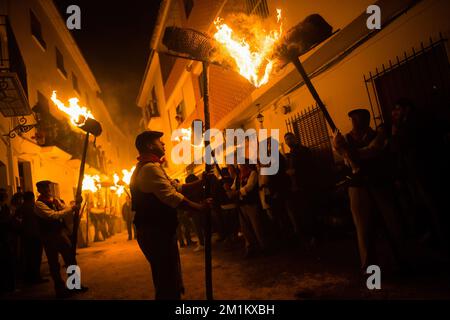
[110,184,125,197]
[51,91,94,127]
[82,174,100,193]
[213,9,283,87]
[122,166,136,185]
[174,128,192,142]
[174,127,204,147]
[116,186,125,197]
[113,173,120,185]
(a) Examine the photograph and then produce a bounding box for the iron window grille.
[285,105,335,187]
[0,72,31,118]
[246,0,269,19]
[364,33,449,129]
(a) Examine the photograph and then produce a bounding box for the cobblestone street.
[5,231,450,300]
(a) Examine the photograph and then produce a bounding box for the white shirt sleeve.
[240,170,258,197]
[35,201,72,220]
[137,163,185,208]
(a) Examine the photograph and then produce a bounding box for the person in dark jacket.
[333,108,407,272]
[284,132,316,244]
[122,196,136,240]
[391,98,450,247]
[0,189,16,292]
[15,191,47,285]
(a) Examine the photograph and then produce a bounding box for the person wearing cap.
[35,180,86,298]
[333,108,406,273]
[283,132,317,246]
[130,131,210,300]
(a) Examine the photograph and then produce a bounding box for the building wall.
[139,0,449,178]
[247,0,450,138]
[0,0,135,201]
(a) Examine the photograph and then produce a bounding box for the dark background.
[54,0,161,137]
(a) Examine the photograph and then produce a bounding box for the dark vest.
[130,162,178,234]
[36,198,64,235]
[346,129,393,186]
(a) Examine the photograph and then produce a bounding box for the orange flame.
[113,173,120,185]
[51,91,94,127]
[174,127,204,148]
[174,128,192,142]
[213,9,283,87]
[82,174,100,193]
[122,167,136,185]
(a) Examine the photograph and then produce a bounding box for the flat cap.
[135,131,164,152]
[348,108,370,119]
[36,180,52,189]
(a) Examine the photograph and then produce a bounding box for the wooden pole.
[290,56,337,132]
[72,132,90,257]
[202,61,213,301]
[85,192,89,247]
[289,56,363,172]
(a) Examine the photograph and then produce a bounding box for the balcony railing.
[33,109,106,172]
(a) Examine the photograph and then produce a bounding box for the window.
[146,87,160,118]
[18,161,33,192]
[364,36,450,129]
[72,72,80,93]
[246,0,269,18]
[30,10,46,49]
[175,100,186,125]
[159,54,177,85]
[55,47,67,78]
[286,105,335,187]
[183,0,194,19]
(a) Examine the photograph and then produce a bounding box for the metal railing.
[364,33,449,128]
[285,105,335,187]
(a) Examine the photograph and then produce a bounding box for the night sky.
[53,0,161,137]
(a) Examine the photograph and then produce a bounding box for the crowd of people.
[0,97,448,300]
[112,98,450,299]
[173,98,450,276]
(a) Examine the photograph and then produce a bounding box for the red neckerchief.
[137,154,164,164]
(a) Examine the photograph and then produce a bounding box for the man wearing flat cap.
[333,108,406,273]
[35,180,86,298]
[130,130,209,300]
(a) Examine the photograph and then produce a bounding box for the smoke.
[96,75,142,139]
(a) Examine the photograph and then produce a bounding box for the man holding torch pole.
[130,131,212,300]
[35,180,87,299]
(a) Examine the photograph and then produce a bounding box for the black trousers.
[22,235,43,282]
[136,226,183,300]
[126,219,136,240]
[42,229,77,293]
[0,239,15,292]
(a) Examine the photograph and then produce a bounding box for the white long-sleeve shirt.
[133,162,185,208]
[231,170,258,199]
[34,200,73,220]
